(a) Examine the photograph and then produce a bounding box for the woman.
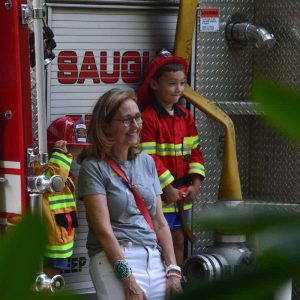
[78,88,182,300]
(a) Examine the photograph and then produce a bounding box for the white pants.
[89,244,167,300]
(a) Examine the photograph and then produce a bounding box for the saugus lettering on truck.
[57,50,150,84]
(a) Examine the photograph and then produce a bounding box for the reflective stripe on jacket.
[140,100,205,213]
[35,150,77,259]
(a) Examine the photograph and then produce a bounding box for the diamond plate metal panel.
[30,67,39,152]
[249,118,300,203]
[214,101,258,115]
[192,113,223,252]
[195,114,254,203]
[192,2,258,253]
[251,0,300,206]
[254,2,300,298]
[192,113,253,253]
[254,0,300,90]
[195,0,254,104]
[193,4,300,298]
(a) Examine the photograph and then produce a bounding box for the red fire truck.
[1,0,298,298]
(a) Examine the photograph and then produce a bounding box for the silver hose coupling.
[35,273,65,292]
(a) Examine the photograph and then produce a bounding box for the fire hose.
[174,0,242,201]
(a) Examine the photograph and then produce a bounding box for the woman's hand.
[166,276,182,298]
[122,275,148,300]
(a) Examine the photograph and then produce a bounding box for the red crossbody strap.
[106,157,155,231]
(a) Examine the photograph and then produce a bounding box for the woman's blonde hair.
[78,88,140,162]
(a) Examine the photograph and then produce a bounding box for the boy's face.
[150,70,186,111]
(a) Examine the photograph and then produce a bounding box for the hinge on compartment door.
[5,0,12,10]
[21,4,32,25]
[21,2,45,24]
[27,148,38,168]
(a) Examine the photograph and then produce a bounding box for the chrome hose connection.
[226,14,275,49]
[35,273,65,292]
[182,253,230,282]
[183,241,252,284]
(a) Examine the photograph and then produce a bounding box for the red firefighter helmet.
[47,116,90,146]
[137,49,188,109]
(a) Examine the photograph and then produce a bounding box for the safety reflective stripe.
[156,143,182,156]
[49,152,72,172]
[141,142,186,156]
[140,142,156,154]
[141,137,200,157]
[48,194,76,210]
[67,177,75,189]
[182,136,200,155]
[162,204,176,213]
[188,162,205,177]
[184,203,192,210]
[159,170,174,189]
[45,242,74,258]
[192,136,201,148]
[162,203,192,213]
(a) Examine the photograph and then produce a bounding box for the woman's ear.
[150,78,158,91]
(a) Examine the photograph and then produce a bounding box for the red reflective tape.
[0,212,19,218]
[0,168,21,175]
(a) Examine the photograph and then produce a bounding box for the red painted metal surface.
[0,0,33,214]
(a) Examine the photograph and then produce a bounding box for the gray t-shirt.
[78,151,162,257]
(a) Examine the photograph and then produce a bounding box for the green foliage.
[0,214,45,299]
[192,205,300,235]
[251,80,300,143]
[0,214,82,300]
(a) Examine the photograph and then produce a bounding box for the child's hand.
[53,140,68,153]
[183,185,200,204]
[162,185,184,204]
[184,175,202,203]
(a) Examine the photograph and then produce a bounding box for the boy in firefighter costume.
[138,49,205,267]
[35,117,85,276]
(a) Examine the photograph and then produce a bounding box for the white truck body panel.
[47,4,178,294]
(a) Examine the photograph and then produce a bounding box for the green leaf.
[0,213,46,299]
[251,80,300,143]
[193,206,300,235]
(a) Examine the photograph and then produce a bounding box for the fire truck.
[1,0,299,298]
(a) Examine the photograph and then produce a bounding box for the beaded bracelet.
[114,260,132,279]
[166,264,181,274]
[166,272,182,280]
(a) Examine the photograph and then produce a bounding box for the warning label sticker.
[199,8,220,32]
